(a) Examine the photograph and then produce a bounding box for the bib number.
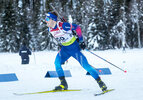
[56,37,66,43]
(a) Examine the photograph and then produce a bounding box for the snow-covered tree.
[0,0,143,52]
[129,0,141,48]
[0,1,19,52]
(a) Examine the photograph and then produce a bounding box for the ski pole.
[32,48,36,64]
[49,3,66,22]
[85,49,127,73]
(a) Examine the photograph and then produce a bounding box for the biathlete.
[45,11,107,92]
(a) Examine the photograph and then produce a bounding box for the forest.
[0,0,143,52]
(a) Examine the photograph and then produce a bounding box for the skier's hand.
[79,41,86,50]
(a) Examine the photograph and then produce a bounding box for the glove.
[79,41,86,50]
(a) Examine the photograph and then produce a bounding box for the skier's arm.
[72,23,83,42]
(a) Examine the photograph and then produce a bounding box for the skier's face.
[45,18,56,28]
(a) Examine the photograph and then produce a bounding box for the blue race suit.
[49,21,99,80]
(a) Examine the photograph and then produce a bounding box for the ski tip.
[13,93,23,96]
[94,89,115,96]
[124,70,127,73]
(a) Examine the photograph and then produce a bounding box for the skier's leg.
[54,48,70,90]
[72,51,107,91]
[54,48,70,77]
[72,51,99,79]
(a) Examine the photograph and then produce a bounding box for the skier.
[19,41,31,64]
[45,11,107,92]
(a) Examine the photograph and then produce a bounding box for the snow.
[18,0,22,8]
[0,49,143,100]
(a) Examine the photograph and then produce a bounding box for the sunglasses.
[45,17,50,21]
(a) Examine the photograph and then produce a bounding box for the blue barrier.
[0,73,18,82]
[45,68,111,78]
[45,70,72,78]
[86,68,112,75]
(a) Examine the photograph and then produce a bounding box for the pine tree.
[0,1,19,52]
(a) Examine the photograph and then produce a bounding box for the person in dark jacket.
[19,42,31,64]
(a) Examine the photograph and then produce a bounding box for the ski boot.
[96,77,107,91]
[54,76,68,90]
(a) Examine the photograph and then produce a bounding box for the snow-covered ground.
[0,49,143,100]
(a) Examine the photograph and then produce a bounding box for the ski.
[13,89,81,95]
[94,89,115,96]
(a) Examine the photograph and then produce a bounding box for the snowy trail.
[0,49,143,100]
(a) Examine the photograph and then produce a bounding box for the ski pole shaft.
[49,3,66,22]
[32,48,36,64]
[86,49,127,73]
